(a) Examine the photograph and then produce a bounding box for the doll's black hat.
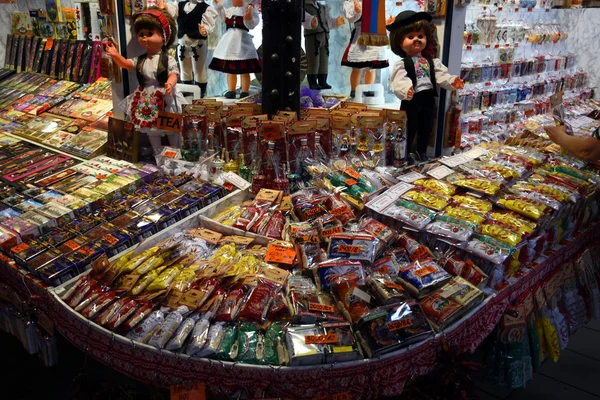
[386,10,432,31]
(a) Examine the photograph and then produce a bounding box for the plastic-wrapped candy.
[165,317,196,351]
[146,265,182,291]
[126,310,165,344]
[119,301,154,333]
[235,322,262,364]
[443,206,487,225]
[315,259,365,290]
[214,285,247,322]
[495,194,551,221]
[185,315,213,356]
[81,291,117,319]
[396,259,451,299]
[402,188,450,211]
[425,220,473,242]
[262,321,285,365]
[334,276,372,323]
[322,322,361,363]
[383,200,435,230]
[238,280,280,322]
[414,178,457,196]
[421,277,483,330]
[466,235,514,265]
[328,233,379,263]
[148,306,187,348]
[366,275,409,305]
[487,211,536,237]
[285,325,326,366]
[478,223,525,247]
[450,176,503,195]
[213,324,239,360]
[451,195,493,213]
[397,232,432,262]
[438,253,487,287]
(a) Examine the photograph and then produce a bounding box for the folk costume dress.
[208,5,261,74]
[341,0,388,70]
[121,52,186,136]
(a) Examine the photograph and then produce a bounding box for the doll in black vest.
[104,7,185,155]
[387,11,463,162]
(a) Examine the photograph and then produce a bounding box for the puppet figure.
[209,0,261,99]
[387,11,463,162]
[342,0,388,98]
[173,0,218,98]
[104,7,185,155]
[303,0,344,90]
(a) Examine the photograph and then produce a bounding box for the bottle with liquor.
[238,153,251,181]
[294,138,313,175]
[314,134,328,165]
[272,163,290,195]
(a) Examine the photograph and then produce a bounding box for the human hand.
[386,15,395,25]
[165,82,174,96]
[336,16,345,27]
[354,0,361,13]
[199,24,207,36]
[244,5,253,20]
[103,40,118,58]
[452,77,464,90]
[311,16,317,29]
[406,87,414,100]
[543,125,567,144]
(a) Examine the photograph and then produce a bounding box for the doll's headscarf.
[134,9,172,45]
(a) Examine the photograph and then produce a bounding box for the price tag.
[463,147,489,159]
[365,193,396,213]
[91,254,110,273]
[370,224,384,237]
[331,206,350,216]
[64,240,81,251]
[322,226,343,237]
[193,228,223,245]
[439,154,470,168]
[119,274,141,291]
[258,264,290,285]
[298,234,320,243]
[399,171,426,183]
[338,244,361,254]
[78,247,95,256]
[427,165,454,180]
[388,318,413,331]
[345,179,357,186]
[222,171,251,190]
[309,302,335,313]
[384,281,405,291]
[179,289,205,308]
[262,124,282,140]
[10,242,30,254]
[305,333,338,345]
[264,241,297,265]
[343,167,361,180]
[103,234,119,245]
[222,182,234,191]
[170,382,206,400]
[415,265,437,277]
[44,38,54,51]
[163,150,178,158]
[166,290,184,309]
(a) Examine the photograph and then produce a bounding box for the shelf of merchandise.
[2,131,88,162]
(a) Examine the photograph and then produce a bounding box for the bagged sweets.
[285,325,326,366]
[126,310,165,344]
[322,322,361,363]
[397,259,452,298]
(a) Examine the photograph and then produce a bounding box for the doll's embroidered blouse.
[390,56,457,100]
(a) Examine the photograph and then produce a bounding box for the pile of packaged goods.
[0,73,112,158]
[0,137,232,286]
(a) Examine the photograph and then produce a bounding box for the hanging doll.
[342,0,389,98]
[387,11,464,162]
[209,0,261,99]
[303,0,344,90]
[173,0,218,98]
[104,7,185,155]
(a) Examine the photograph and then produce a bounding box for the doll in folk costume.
[209,0,261,99]
[303,0,344,90]
[387,11,463,162]
[172,0,218,98]
[104,7,186,155]
[342,0,389,98]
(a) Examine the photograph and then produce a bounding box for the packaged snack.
[383,200,435,230]
[438,253,487,287]
[322,322,361,363]
[451,195,493,213]
[334,277,372,323]
[285,325,326,366]
[358,217,397,245]
[126,310,165,344]
[235,322,262,364]
[148,307,187,348]
[328,233,379,263]
[366,276,409,305]
[212,324,239,360]
[262,321,285,365]
[478,223,524,246]
[238,280,280,322]
[356,301,432,358]
[80,291,117,319]
[214,285,247,322]
[146,265,181,292]
[185,315,213,356]
[487,211,536,236]
[119,301,154,333]
[466,235,514,264]
[325,193,355,224]
[443,206,487,225]
[425,221,473,242]
[450,176,503,195]
[397,259,452,299]
[414,178,457,196]
[315,259,365,290]
[397,232,433,262]
[402,188,450,211]
[495,195,551,221]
